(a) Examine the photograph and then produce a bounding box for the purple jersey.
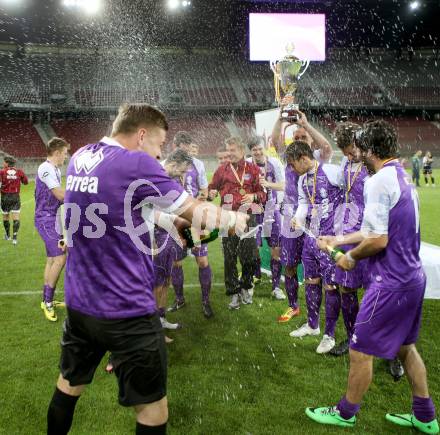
[247,157,284,238]
[283,165,299,217]
[296,163,344,236]
[341,157,370,234]
[183,158,208,198]
[361,160,425,290]
[34,160,62,222]
[64,136,188,319]
[283,149,322,218]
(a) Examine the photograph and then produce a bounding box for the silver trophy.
[270,43,310,122]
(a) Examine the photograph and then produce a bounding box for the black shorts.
[423,167,432,175]
[60,308,167,407]
[1,193,21,213]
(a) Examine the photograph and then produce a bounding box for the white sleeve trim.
[294,175,308,224]
[194,158,208,190]
[38,162,61,190]
[269,157,285,183]
[312,149,321,161]
[322,163,344,188]
[361,167,400,235]
[162,191,189,214]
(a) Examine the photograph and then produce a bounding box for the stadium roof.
[0,0,439,50]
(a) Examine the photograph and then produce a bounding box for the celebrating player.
[47,104,248,435]
[154,148,193,332]
[1,156,28,244]
[326,121,368,356]
[287,141,344,354]
[168,131,214,318]
[271,104,332,323]
[246,136,286,300]
[35,137,70,322]
[306,120,438,434]
[209,136,266,309]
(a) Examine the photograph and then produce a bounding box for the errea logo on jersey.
[66,175,99,193]
[74,149,104,175]
[6,169,17,179]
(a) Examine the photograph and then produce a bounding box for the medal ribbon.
[382,157,398,167]
[230,161,247,193]
[346,161,363,203]
[305,161,318,206]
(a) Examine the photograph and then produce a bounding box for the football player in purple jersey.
[271,101,332,324]
[168,131,214,318]
[307,120,438,434]
[47,104,248,435]
[35,137,70,322]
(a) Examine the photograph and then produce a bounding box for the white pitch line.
[0,283,227,296]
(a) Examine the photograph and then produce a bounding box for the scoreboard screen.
[249,13,326,61]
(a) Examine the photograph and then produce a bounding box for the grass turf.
[0,172,439,435]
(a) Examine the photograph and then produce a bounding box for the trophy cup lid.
[284,42,299,60]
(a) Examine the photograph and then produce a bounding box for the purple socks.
[271,259,282,291]
[337,396,360,420]
[43,285,55,304]
[199,266,212,305]
[305,283,322,329]
[285,275,299,309]
[325,289,341,337]
[171,265,184,303]
[413,396,436,423]
[341,291,359,340]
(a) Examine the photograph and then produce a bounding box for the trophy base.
[280,103,300,123]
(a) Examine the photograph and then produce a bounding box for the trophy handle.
[270,61,279,78]
[298,60,310,80]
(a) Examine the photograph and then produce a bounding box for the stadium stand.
[165,114,231,156]
[1,46,438,109]
[51,119,112,154]
[0,119,46,157]
[0,53,40,105]
[1,45,440,162]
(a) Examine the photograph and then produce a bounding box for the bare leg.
[135,396,168,426]
[398,344,429,398]
[57,374,85,397]
[345,349,374,404]
[44,258,55,285]
[47,254,66,288]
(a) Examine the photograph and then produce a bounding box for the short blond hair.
[47,137,70,156]
[111,103,168,136]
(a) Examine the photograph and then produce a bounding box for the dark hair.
[334,122,361,150]
[174,131,192,147]
[4,156,16,166]
[47,137,70,156]
[111,103,168,136]
[247,136,265,151]
[165,148,193,167]
[354,120,398,159]
[285,140,314,161]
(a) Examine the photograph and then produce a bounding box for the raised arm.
[295,110,333,162]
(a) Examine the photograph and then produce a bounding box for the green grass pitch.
[0,171,439,434]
